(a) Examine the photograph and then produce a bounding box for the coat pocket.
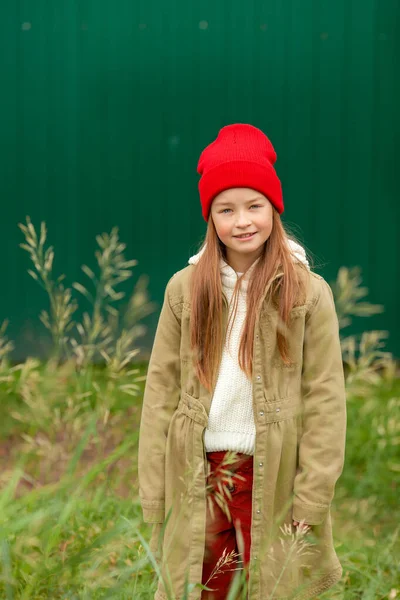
[164,393,208,518]
[259,394,303,424]
[161,393,208,597]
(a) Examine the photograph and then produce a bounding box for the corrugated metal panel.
[1,0,399,359]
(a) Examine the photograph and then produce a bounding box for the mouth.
[234,232,257,239]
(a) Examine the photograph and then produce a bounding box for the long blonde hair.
[189,208,312,392]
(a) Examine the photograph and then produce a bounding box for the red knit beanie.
[197,123,284,222]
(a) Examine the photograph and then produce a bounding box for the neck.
[224,247,263,273]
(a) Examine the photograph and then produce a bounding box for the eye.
[220,204,262,214]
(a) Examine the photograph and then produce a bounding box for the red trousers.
[201,451,253,600]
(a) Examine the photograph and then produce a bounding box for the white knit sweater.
[188,240,310,456]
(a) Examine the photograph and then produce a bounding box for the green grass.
[0,362,398,599]
[0,361,158,599]
[329,377,400,599]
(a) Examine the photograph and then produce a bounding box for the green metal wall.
[1,1,399,359]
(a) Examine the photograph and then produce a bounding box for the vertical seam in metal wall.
[339,1,351,265]
[282,0,292,188]
[311,0,321,240]
[369,0,379,286]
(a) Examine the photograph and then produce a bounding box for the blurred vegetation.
[0,218,398,598]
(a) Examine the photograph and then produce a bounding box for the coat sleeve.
[138,275,182,523]
[292,277,347,526]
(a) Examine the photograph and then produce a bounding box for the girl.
[138,124,347,600]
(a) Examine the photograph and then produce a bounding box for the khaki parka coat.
[138,259,347,600]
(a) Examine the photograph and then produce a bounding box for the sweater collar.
[219,255,261,290]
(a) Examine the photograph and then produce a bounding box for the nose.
[236,211,252,227]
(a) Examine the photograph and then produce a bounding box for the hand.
[292,520,312,532]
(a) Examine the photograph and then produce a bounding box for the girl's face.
[210,187,273,267]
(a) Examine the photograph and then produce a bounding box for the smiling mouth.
[234,232,257,238]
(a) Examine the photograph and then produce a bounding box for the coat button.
[256,375,261,381]
[256,509,261,514]
[259,462,263,467]
[259,410,264,416]
[276,408,281,412]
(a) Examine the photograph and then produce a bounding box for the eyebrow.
[214,196,265,207]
